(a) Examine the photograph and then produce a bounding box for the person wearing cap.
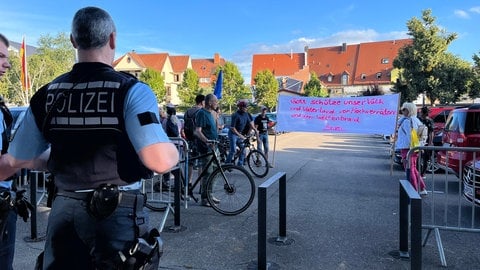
[226,100,257,166]
[254,106,275,168]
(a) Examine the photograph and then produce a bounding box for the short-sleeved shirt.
[230,110,252,135]
[0,111,12,188]
[254,114,271,134]
[9,82,170,161]
[195,108,218,141]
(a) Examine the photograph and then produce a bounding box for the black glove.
[15,190,34,222]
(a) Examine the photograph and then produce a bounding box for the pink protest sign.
[276,94,400,134]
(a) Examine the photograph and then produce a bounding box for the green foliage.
[304,72,328,97]
[177,68,202,106]
[432,52,473,104]
[469,52,480,99]
[253,69,278,110]
[393,9,460,105]
[361,84,385,96]
[139,68,165,103]
[0,32,75,105]
[217,62,247,113]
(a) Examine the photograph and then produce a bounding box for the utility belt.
[56,183,145,220]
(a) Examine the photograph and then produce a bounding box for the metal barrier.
[256,172,291,270]
[402,145,480,267]
[142,137,188,232]
[398,179,422,270]
[25,170,47,242]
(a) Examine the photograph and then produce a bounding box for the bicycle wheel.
[206,164,255,215]
[246,149,269,178]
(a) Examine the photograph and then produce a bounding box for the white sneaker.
[419,189,428,196]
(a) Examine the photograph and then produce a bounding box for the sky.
[1,0,479,83]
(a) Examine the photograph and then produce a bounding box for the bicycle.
[167,140,256,216]
[219,134,269,178]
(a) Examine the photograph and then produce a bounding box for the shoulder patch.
[137,112,159,126]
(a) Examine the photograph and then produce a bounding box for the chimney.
[214,53,220,64]
[304,46,309,68]
[341,43,347,52]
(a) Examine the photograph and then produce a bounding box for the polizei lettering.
[45,81,121,126]
[46,91,115,114]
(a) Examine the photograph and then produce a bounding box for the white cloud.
[470,7,480,14]
[454,9,470,19]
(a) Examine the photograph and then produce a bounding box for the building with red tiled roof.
[191,53,226,89]
[251,38,412,97]
[114,52,224,104]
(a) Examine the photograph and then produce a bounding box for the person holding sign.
[395,102,427,196]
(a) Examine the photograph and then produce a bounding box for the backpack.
[417,124,428,146]
[184,107,200,141]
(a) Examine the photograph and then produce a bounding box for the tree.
[177,68,203,106]
[304,72,328,97]
[253,69,278,110]
[433,52,474,104]
[139,68,165,103]
[361,84,384,96]
[1,32,75,105]
[469,52,480,100]
[393,9,457,105]
[217,62,247,113]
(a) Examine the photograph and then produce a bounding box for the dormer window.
[341,74,348,85]
[327,75,333,82]
[376,72,382,79]
[361,73,366,80]
[381,58,389,64]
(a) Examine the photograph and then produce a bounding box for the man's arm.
[0,149,50,180]
[138,142,179,174]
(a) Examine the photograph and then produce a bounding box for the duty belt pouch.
[0,191,13,242]
[88,183,121,220]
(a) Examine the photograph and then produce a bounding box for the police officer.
[0,33,16,270]
[0,7,178,270]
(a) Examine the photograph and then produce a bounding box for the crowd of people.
[0,5,279,269]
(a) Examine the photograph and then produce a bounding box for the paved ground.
[13,132,480,269]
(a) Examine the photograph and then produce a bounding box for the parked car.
[437,104,480,176]
[462,159,480,205]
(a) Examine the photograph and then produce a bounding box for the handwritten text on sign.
[276,94,399,134]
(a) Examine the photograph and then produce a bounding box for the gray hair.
[401,102,418,117]
[0,33,9,47]
[71,7,116,50]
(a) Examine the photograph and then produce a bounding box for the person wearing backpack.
[395,102,427,196]
[183,94,205,188]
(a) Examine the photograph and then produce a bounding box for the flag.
[213,70,223,99]
[20,37,30,91]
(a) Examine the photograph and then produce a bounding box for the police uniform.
[0,105,16,270]
[9,62,169,269]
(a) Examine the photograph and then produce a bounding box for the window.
[341,74,348,85]
[376,72,382,79]
[199,77,210,83]
[361,73,366,80]
[174,74,180,82]
[381,58,389,64]
[327,75,333,82]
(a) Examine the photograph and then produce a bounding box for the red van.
[437,105,480,175]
